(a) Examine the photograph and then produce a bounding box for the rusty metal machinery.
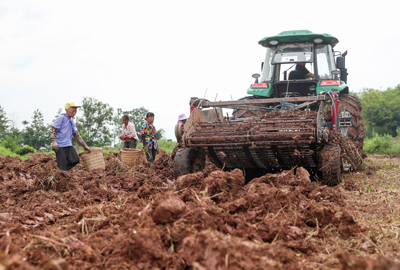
[185,115,318,172]
[174,92,363,186]
[177,95,327,173]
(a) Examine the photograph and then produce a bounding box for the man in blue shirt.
[50,102,91,171]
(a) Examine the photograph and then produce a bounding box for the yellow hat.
[65,102,81,110]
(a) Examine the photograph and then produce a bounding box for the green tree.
[0,106,10,140]
[22,109,48,150]
[52,108,63,123]
[77,97,114,147]
[0,136,21,152]
[111,108,124,147]
[359,85,400,137]
[155,128,165,140]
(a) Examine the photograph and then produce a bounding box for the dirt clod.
[152,191,186,224]
[0,151,398,269]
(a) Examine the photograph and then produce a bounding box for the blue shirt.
[52,113,78,147]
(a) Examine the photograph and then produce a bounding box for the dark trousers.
[122,140,137,149]
[145,148,157,163]
[56,146,80,171]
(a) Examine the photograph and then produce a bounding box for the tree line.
[355,84,400,137]
[0,97,165,152]
[1,85,399,153]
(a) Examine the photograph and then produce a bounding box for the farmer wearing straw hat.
[50,102,91,171]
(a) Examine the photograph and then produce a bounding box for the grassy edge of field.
[0,145,29,160]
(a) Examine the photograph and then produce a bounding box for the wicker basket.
[120,148,142,167]
[80,148,105,172]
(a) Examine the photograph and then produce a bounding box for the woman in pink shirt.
[120,115,139,149]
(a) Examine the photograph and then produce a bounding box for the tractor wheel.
[339,94,365,152]
[173,148,206,177]
[318,145,342,186]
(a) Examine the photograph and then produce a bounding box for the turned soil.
[0,151,400,269]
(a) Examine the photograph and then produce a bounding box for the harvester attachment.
[174,93,363,186]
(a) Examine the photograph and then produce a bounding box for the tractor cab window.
[272,43,313,64]
[316,44,336,80]
[277,63,313,81]
[260,47,276,82]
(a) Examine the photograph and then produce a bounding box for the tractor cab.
[248,30,348,98]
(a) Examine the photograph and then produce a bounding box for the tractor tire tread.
[339,95,365,152]
[346,94,360,102]
[173,148,191,177]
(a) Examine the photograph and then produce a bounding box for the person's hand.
[52,142,59,153]
[84,145,91,153]
[119,134,124,140]
[124,136,127,140]
[306,72,314,78]
[144,147,149,154]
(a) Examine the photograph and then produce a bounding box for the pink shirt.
[121,122,139,142]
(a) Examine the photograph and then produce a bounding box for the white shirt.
[121,122,139,142]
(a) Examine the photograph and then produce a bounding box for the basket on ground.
[80,148,105,172]
[120,148,142,167]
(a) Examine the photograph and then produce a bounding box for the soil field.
[0,151,400,269]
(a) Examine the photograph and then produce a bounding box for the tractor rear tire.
[339,94,365,152]
[318,145,342,186]
[173,148,205,177]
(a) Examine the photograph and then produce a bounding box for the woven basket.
[120,148,142,167]
[80,148,105,172]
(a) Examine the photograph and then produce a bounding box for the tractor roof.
[259,30,339,48]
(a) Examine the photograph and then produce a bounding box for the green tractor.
[174,30,364,185]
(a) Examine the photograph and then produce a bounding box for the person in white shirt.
[120,115,139,149]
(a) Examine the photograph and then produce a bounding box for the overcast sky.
[0,0,399,141]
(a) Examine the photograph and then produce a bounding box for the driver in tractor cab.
[296,62,314,79]
[295,56,314,79]
[288,56,314,80]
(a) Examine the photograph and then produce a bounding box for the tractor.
[174,30,364,186]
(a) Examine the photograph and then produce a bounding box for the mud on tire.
[318,145,342,186]
[173,148,205,177]
[338,94,365,153]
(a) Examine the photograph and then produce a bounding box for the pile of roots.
[0,152,398,269]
